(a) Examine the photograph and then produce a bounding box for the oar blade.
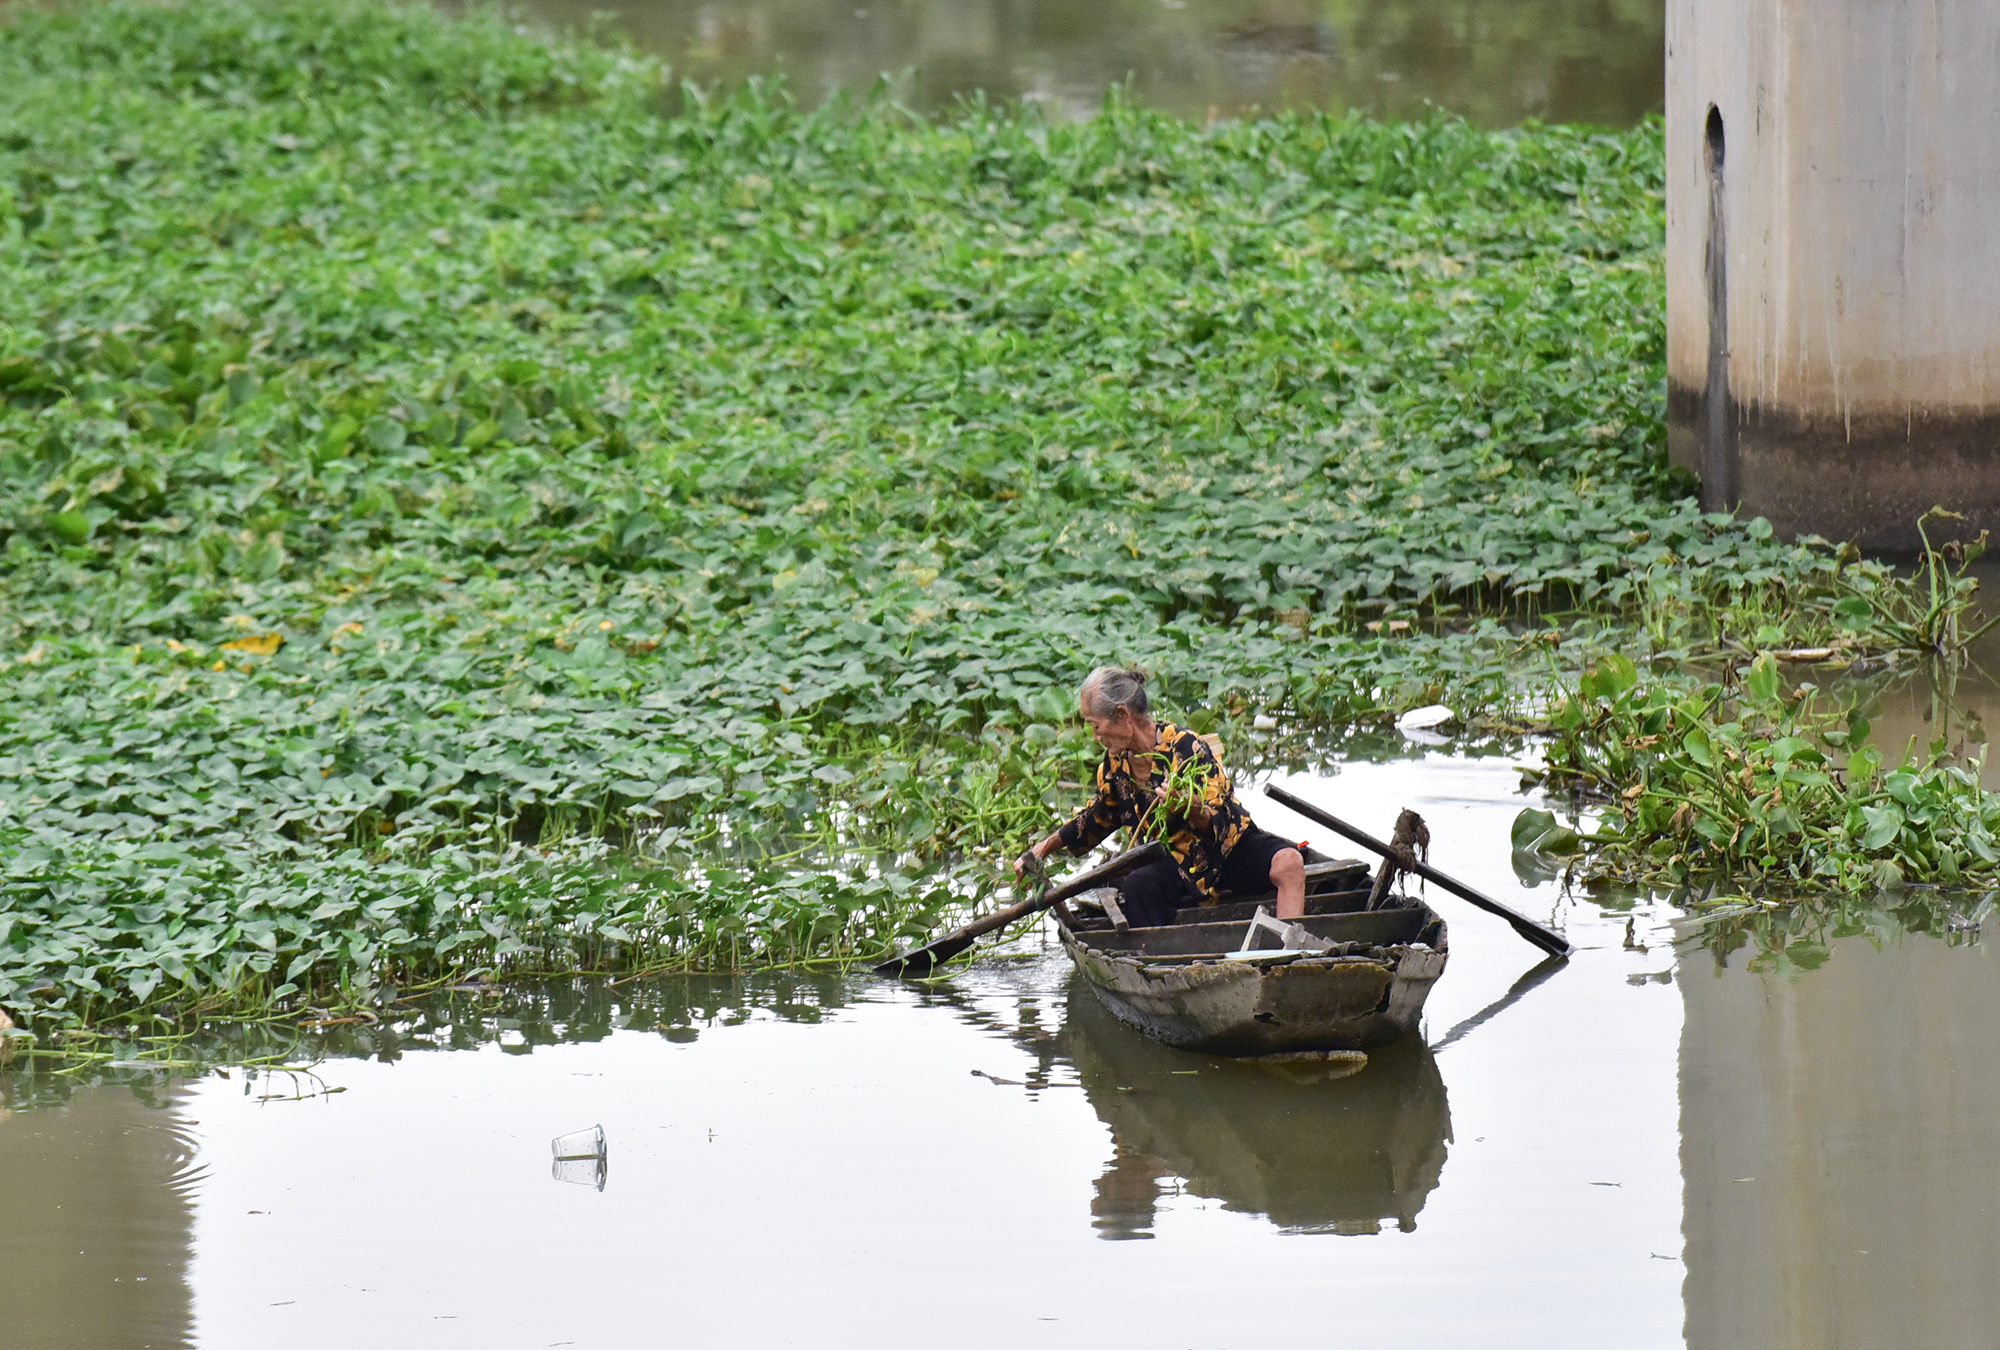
[872,933,975,977]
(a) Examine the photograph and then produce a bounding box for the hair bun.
[1127,667,1146,686]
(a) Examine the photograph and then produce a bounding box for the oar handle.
[1264,786,1573,959]
[942,886,1051,947]
[948,841,1166,943]
[874,841,1168,977]
[1038,840,1167,908]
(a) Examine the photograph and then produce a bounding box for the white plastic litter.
[552,1124,605,1160]
[1395,704,1455,731]
[1233,906,1335,959]
[551,1124,608,1191]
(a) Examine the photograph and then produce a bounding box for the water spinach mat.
[0,0,1977,1052]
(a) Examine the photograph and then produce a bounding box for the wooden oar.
[1264,785,1573,959]
[874,841,1167,977]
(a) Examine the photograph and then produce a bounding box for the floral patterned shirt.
[1056,720,1252,900]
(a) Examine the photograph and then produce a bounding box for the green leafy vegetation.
[0,0,1938,1044]
[1518,522,2000,900]
[1520,650,2000,894]
[1138,751,1219,845]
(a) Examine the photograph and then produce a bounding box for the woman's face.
[1080,699,1148,752]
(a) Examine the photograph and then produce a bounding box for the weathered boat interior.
[1060,856,1447,960]
[1055,847,1450,1055]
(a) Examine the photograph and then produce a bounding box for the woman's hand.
[1014,833,1059,876]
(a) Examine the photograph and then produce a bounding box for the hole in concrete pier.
[1701,102,1733,510]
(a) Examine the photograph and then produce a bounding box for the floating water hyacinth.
[0,0,1971,1046]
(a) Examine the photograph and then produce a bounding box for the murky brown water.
[0,1086,196,1349]
[467,0,1665,126]
[1680,928,2000,1350]
[1854,660,2000,790]
[6,732,1996,1348]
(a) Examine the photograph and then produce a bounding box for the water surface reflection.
[0,1080,196,1350]
[1679,928,2000,1350]
[474,0,1665,125]
[0,755,1691,1347]
[1063,990,1450,1237]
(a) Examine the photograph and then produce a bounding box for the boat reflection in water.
[1059,984,1451,1239]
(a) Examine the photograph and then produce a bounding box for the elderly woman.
[1022,666,1306,928]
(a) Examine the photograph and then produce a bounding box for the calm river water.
[459,0,1664,125]
[7,739,1995,1348]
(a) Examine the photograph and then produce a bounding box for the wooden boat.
[1053,849,1449,1058]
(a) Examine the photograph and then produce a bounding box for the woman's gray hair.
[1080,665,1149,718]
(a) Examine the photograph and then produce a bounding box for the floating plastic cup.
[553,1124,604,1159]
[551,1124,608,1192]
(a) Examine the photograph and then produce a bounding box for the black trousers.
[1116,829,1295,928]
[1115,857,1195,929]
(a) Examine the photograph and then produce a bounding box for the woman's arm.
[1018,759,1119,872]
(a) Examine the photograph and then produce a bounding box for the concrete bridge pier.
[1666,3,2000,550]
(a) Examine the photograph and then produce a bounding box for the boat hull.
[1061,926,1446,1055]
[1053,861,1449,1056]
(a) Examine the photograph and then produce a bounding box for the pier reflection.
[0,1079,196,1350]
[1060,987,1451,1238]
[474,0,1665,127]
[1679,927,2000,1348]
